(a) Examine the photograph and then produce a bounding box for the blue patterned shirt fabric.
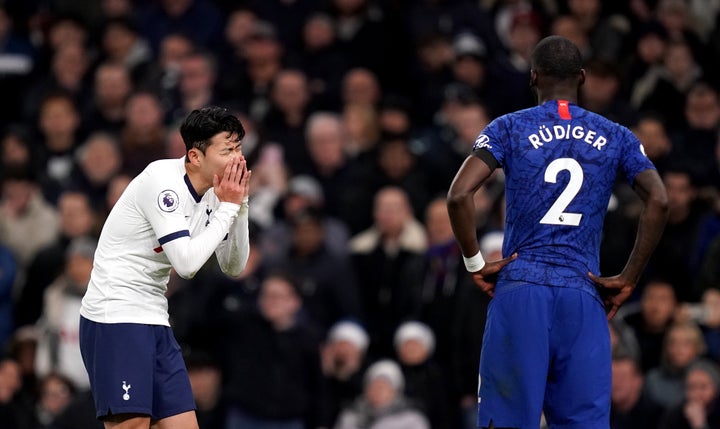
[474,100,655,299]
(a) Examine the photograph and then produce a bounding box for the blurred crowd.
[0,0,719,428]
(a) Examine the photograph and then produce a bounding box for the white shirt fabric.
[80,158,249,326]
[36,293,90,390]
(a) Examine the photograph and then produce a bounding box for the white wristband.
[463,250,486,272]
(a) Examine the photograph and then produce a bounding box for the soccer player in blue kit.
[79,106,251,429]
[447,36,668,429]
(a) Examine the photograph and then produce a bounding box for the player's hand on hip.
[471,253,518,298]
[214,156,248,204]
[588,272,634,320]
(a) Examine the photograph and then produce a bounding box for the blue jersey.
[474,100,655,295]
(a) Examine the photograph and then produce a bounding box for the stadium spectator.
[659,359,720,429]
[0,166,59,284]
[645,321,707,410]
[620,278,678,373]
[218,272,325,429]
[320,320,371,427]
[334,359,430,429]
[69,132,123,211]
[34,237,97,391]
[393,320,451,429]
[350,186,427,359]
[82,62,133,135]
[610,350,665,429]
[15,190,97,328]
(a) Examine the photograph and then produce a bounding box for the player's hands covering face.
[214,156,252,205]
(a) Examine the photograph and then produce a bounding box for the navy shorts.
[477,284,611,429]
[79,316,195,420]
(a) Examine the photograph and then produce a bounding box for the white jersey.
[80,158,250,326]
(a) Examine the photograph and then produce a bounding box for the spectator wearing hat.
[394,321,451,429]
[451,32,490,107]
[334,359,430,429]
[321,320,371,426]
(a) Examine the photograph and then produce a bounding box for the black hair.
[530,35,583,79]
[289,206,326,228]
[1,163,37,184]
[262,269,303,298]
[179,106,245,156]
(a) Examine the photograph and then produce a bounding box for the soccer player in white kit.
[79,106,252,429]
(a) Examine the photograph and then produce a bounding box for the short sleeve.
[472,116,506,168]
[619,127,657,185]
[136,173,190,244]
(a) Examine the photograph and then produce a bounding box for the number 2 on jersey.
[539,158,583,226]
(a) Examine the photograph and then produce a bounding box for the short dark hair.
[530,35,583,79]
[179,106,245,155]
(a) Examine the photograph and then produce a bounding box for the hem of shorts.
[97,406,151,419]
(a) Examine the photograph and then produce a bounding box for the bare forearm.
[447,193,480,257]
[621,188,668,284]
[447,156,494,257]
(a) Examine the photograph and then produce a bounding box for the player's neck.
[535,85,578,105]
[184,165,212,197]
[536,92,578,105]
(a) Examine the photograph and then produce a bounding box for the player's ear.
[578,69,586,87]
[187,147,202,166]
[529,69,538,87]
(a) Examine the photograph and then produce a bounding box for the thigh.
[104,413,151,429]
[544,289,611,429]
[153,410,198,429]
[477,285,552,429]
